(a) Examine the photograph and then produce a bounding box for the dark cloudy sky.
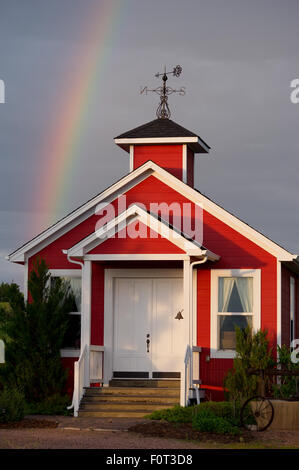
[0,0,299,288]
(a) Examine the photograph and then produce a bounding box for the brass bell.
[175,309,184,320]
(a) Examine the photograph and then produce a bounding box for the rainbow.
[34,0,123,232]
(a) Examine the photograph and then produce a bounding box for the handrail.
[182,344,202,406]
[68,344,89,417]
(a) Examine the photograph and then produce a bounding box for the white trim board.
[114,136,210,153]
[8,160,296,263]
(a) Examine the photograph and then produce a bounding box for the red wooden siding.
[88,221,185,254]
[196,208,277,398]
[61,356,78,397]
[133,145,183,180]
[281,265,291,347]
[27,173,279,397]
[187,147,194,187]
[91,263,105,345]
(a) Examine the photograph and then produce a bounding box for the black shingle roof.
[115,118,208,145]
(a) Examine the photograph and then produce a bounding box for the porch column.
[81,260,92,387]
[181,258,191,406]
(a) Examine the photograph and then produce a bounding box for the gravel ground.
[0,428,202,449]
[1,415,299,449]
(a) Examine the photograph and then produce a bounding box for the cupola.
[114,118,210,188]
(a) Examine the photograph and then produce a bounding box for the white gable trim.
[67,204,218,260]
[8,160,296,263]
[9,166,155,262]
[115,136,210,153]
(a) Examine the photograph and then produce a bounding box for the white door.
[113,277,186,378]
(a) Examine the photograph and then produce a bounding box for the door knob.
[146,334,150,353]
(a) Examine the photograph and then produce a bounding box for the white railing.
[89,345,104,384]
[182,345,202,406]
[73,344,89,417]
[69,344,105,417]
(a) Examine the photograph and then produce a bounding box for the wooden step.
[84,387,180,397]
[78,410,156,418]
[109,379,180,388]
[83,394,179,404]
[80,402,175,411]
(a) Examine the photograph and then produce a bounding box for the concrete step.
[80,401,176,411]
[109,379,180,388]
[78,410,157,418]
[83,394,179,404]
[84,387,180,397]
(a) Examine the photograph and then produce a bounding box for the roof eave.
[114,137,210,154]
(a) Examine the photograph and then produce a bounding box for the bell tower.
[114,65,210,188]
[114,118,210,187]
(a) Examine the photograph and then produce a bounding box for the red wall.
[89,222,184,254]
[134,145,183,180]
[28,174,279,397]
[281,266,299,347]
[281,265,291,347]
[61,357,78,397]
[196,208,277,398]
[187,148,194,187]
[91,263,105,346]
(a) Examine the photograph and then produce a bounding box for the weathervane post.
[140,65,185,119]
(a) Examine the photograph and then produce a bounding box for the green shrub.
[272,345,299,399]
[224,326,275,403]
[194,401,241,426]
[0,258,75,402]
[146,405,194,423]
[146,401,241,428]
[192,407,240,435]
[0,387,26,423]
[25,394,72,416]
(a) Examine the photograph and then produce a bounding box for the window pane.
[62,315,81,349]
[219,315,252,350]
[51,276,81,312]
[62,277,81,312]
[218,277,253,312]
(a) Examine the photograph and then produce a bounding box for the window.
[50,273,81,351]
[290,277,295,346]
[211,270,261,358]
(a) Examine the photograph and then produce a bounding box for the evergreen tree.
[0,258,75,402]
[224,326,275,403]
[0,282,25,311]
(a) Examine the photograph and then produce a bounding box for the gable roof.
[7,159,297,263]
[114,118,210,153]
[66,204,219,261]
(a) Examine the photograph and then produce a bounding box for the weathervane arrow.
[140,65,186,119]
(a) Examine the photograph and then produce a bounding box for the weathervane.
[140,65,185,119]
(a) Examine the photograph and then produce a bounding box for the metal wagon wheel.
[241,395,274,432]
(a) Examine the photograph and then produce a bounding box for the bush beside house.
[0,258,75,419]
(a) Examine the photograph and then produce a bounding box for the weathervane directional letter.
[140,65,185,119]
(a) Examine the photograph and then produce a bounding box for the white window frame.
[290,276,295,346]
[210,269,261,359]
[49,269,82,357]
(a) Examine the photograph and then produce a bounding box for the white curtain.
[219,277,253,313]
[235,277,252,312]
[218,278,235,312]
